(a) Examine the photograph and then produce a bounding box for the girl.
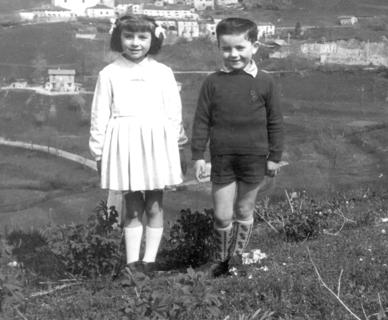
[89,15,185,273]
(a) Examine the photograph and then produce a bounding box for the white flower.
[260,266,269,272]
[242,249,267,265]
[382,229,386,234]
[381,218,388,223]
[7,261,19,267]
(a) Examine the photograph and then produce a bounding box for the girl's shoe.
[141,262,159,276]
[125,261,143,274]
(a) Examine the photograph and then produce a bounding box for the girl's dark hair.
[110,14,163,54]
[216,17,258,43]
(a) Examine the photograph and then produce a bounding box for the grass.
[0,188,387,319]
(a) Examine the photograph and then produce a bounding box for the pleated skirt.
[100,116,182,191]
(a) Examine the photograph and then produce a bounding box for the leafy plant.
[0,237,24,313]
[255,191,329,242]
[44,201,123,278]
[159,209,216,270]
[121,267,222,320]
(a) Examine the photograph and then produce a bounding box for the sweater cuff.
[267,151,282,163]
[191,149,205,161]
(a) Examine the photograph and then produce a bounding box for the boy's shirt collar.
[220,60,258,77]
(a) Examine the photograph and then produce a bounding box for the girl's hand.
[194,159,207,182]
[179,149,187,175]
[266,160,288,177]
[96,160,101,176]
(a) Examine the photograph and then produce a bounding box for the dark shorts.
[210,154,267,184]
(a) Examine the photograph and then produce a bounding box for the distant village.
[4,0,387,95]
[17,0,279,41]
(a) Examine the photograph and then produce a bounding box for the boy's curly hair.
[216,17,258,43]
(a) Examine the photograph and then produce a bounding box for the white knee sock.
[142,226,163,263]
[124,225,143,264]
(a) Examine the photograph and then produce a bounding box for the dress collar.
[220,60,258,77]
[120,54,152,67]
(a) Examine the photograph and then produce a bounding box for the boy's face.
[218,32,259,71]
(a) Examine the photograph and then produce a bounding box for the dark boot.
[229,219,254,265]
[199,224,234,278]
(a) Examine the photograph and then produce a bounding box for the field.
[1,69,387,230]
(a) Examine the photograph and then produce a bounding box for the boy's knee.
[214,217,233,229]
[235,203,255,220]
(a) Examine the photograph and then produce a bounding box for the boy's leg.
[230,181,262,257]
[143,190,164,263]
[210,182,236,274]
[123,191,145,264]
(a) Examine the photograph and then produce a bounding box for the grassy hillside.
[0,0,48,13]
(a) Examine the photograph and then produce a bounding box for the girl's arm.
[89,71,112,161]
[163,68,183,143]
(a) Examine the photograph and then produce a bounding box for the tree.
[31,53,48,84]
[294,21,302,38]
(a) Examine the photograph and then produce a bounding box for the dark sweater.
[191,69,284,162]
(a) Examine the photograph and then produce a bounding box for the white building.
[86,3,115,18]
[133,4,199,20]
[45,69,78,92]
[19,6,75,22]
[193,0,214,10]
[338,15,358,25]
[177,19,199,38]
[51,0,114,16]
[215,0,238,6]
[257,22,275,39]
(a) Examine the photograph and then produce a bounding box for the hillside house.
[51,0,114,16]
[215,0,238,6]
[193,0,214,10]
[86,3,115,18]
[177,19,199,38]
[45,69,78,92]
[9,80,28,89]
[132,4,199,20]
[19,6,75,22]
[338,15,358,25]
[257,22,275,39]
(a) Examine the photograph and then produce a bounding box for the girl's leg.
[123,191,145,264]
[143,190,164,263]
[211,182,236,263]
[230,181,262,257]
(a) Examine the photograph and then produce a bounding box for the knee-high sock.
[230,218,254,257]
[213,224,234,262]
[124,225,143,264]
[142,226,163,263]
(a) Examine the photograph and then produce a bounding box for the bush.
[159,209,216,270]
[44,202,123,278]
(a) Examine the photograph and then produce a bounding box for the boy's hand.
[194,159,207,182]
[96,160,101,176]
[179,149,187,175]
[266,160,288,177]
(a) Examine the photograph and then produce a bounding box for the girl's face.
[120,30,152,62]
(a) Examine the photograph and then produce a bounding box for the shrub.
[44,202,123,278]
[159,209,216,270]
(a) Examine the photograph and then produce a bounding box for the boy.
[191,17,284,277]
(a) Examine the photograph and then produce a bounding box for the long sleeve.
[191,77,213,160]
[265,76,284,162]
[162,68,182,143]
[89,70,112,160]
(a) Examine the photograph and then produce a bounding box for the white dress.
[89,56,183,191]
